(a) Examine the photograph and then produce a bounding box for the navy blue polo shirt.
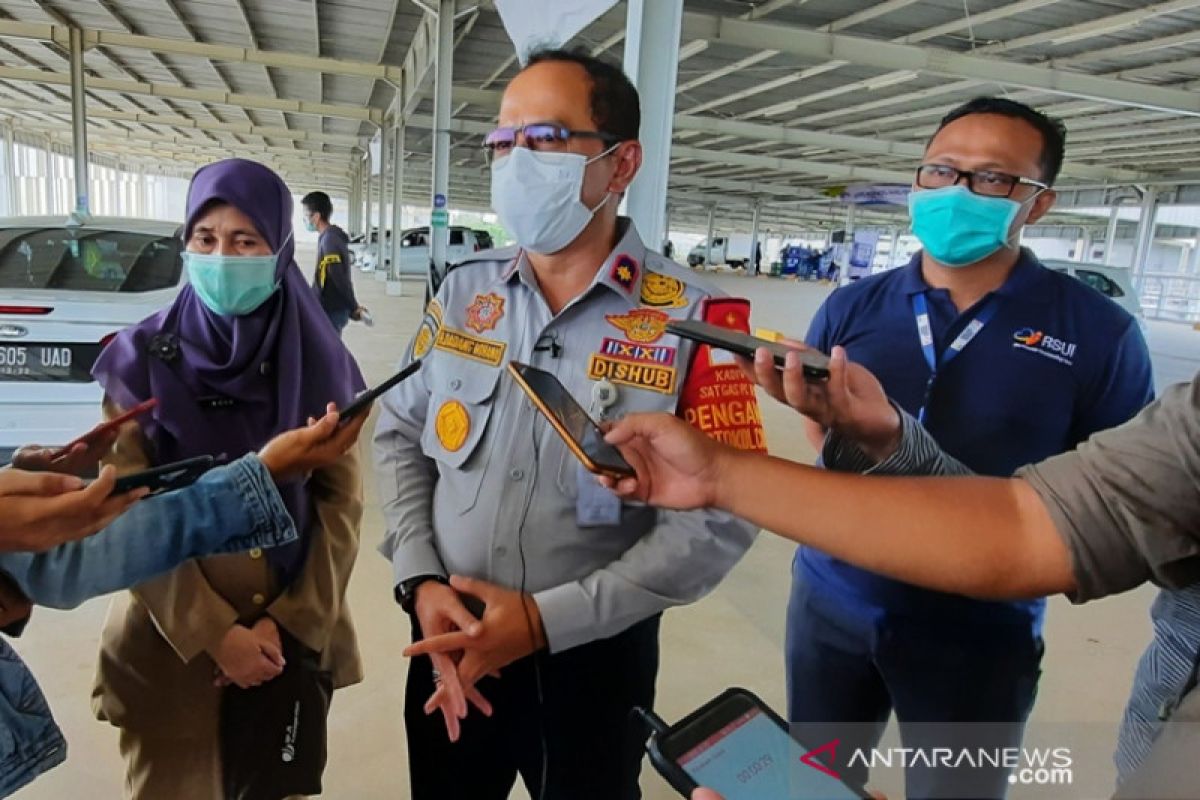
[803,248,1154,630]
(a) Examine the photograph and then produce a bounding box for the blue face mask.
[908,185,1036,268]
[183,251,280,316]
[304,220,318,232]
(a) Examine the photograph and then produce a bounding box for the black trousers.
[405,615,661,800]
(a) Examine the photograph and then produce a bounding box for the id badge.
[576,461,622,527]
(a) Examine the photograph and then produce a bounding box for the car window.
[475,231,494,249]
[0,228,182,292]
[401,232,422,247]
[1076,269,1124,297]
[449,230,465,246]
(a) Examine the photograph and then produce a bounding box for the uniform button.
[509,468,524,481]
[248,547,263,560]
[252,593,265,605]
[449,378,462,391]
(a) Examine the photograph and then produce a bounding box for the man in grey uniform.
[374,49,765,800]
[603,347,1200,800]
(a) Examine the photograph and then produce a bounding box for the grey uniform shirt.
[374,220,759,653]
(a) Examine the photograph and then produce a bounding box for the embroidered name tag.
[587,354,677,394]
[599,337,676,366]
[434,327,507,366]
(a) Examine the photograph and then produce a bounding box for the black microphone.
[533,332,562,358]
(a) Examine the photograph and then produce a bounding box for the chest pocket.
[554,343,686,500]
[421,356,503,512]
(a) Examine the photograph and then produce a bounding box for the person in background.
[89,159,367,799]
[783,96,1153,797]
[0,409,365,798]
[303,190,364,335]
[376,48,765,800]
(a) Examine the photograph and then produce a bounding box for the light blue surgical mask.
[908,185,1039,268]
[183,251,280,316]
[304,220,318,232]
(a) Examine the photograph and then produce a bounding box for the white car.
[0,216,185,465]
[1040,259,1144,323]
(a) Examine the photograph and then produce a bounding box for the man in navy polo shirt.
[789,97,1154,798]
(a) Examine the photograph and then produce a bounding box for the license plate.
[0,343,102,382]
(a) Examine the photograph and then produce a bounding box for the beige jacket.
[91,400,364,736]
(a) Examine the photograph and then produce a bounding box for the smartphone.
[507,361,636,480]
[110,455,216,496]
[667,320,830,380]
[338,359,423,424]
[51,398,158,461]
[646,688,869,800]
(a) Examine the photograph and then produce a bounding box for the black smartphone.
[507,361,635,480]
[646,688,870,800]
[667,320,831,380]
[110,455,216,497]
[339,359,423,424]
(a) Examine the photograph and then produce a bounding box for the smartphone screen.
[675,706,862,800]
[510,363,634,478]
[666,320,830,378]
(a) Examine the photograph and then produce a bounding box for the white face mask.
[490,144,617,255]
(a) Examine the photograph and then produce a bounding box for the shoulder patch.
[640,271,689,309]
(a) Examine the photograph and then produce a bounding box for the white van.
[687,234,757,269]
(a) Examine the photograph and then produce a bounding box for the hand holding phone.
[110,455,215,497]
[667,321,830,380]
[50,399,159,464]
[508,362,635,480]
[338,360,422,425]
[646,688,869,800]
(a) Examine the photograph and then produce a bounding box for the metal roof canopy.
[0,1,1198,233]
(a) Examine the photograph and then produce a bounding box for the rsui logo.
[1013,328,1078,363]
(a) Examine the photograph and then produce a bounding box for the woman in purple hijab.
[89,159,367,798]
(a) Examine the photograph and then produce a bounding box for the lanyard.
[911,292,1000,424]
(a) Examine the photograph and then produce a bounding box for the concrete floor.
[14,256,1199,799]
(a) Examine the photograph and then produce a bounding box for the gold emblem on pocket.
[435,400,471,452]
[639,272,688,308]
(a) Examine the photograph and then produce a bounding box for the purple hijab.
[93,159,365,580]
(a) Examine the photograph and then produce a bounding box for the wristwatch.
[395,574,448,614]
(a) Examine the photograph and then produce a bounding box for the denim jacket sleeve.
[0,454,297,612]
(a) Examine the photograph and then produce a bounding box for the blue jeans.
[0,454,297,797]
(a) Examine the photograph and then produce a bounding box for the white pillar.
[376,126,388,277]
[704,203,715,267]
[387,122,406,296]
[1188,237,1200,275]
[1104,203,1121,266]
[0,126,13,216]
[623,0,683,250]
[887,228,901,270]
[69,27,90,215]
[429,0,455,272]
[1131,187,1158,293]
[748,199,762,276]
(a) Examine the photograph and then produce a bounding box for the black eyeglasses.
[482,122,620,163]
[915,164,1048,198]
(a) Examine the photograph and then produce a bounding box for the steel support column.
[623,0,682,250]
[68,27,89,215]
[430,0,456,273]
[1131,187,1158,293]
[388,122,406,296]
[1104,203,1121,266]
[364,161,374,264]
[748,199,762,276]
[705,203,715,267]
[0,126,14,216]
[376,127,389,280]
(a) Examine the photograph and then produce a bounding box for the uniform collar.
[500,217,649,308]
[593,218,648,307]
[901,247,1048,300]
